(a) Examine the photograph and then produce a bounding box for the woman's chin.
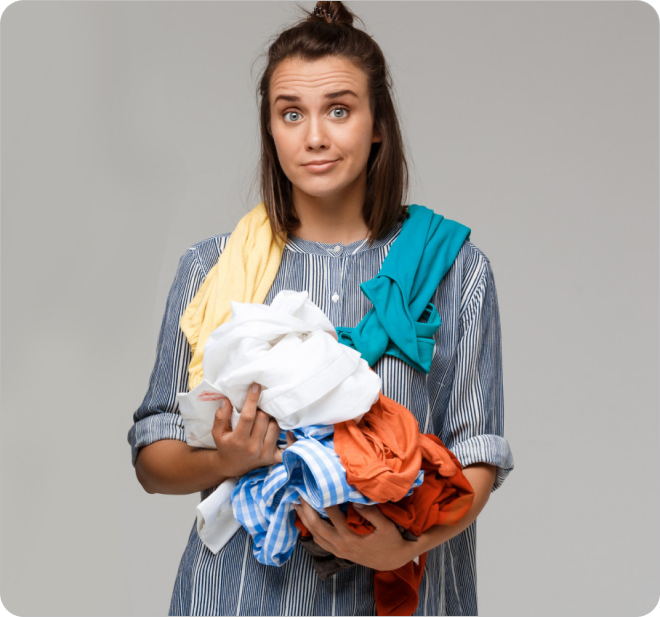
[295,183,349,200]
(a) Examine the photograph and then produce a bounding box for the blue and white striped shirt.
[128,216,515,616]
[232,423,423,567]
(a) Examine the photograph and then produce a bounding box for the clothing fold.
[144,204,510,614]
[296,431,475,617]
[177,289,382,446]
[335,205,471,373]
[175,202,472,564]
[179,202,471,386]
[230,423,424,566]
[126,217,513,615]
[177,289,384,559]
[179,201,285,391]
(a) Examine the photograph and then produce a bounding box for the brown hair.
[254,1,410,248]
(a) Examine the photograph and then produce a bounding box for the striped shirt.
[232,423,423,567]
[127,217,515,616]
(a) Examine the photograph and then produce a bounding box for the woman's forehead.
[270,57,368,101]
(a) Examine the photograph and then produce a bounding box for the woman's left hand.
[294,499,419,571]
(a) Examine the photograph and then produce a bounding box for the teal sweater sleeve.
[336,204,471,373]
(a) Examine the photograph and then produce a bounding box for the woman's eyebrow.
[273,89,358,105]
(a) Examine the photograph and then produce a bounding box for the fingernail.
[218,399,226,409]
[354,503,364,509]
[251,383,261,393]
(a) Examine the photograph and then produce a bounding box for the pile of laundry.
[177,289,474,616]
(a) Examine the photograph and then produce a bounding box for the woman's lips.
[303,159,340,173]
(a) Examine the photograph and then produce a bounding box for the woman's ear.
[372,127,382,144]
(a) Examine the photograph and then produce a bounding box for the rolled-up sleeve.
[441,254,514,493]
[127,247,206,468]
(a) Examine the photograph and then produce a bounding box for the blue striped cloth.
[128,215,515,615]
[231,424,424,566]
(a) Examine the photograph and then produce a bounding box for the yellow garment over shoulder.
[180,201,286,391]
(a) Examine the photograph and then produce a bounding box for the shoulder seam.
[185,232,231,277]
[183,245,205,277]
[464,240,491,265]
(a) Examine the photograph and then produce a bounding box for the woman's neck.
[290,189,370,245]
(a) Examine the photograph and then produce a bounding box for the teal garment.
[335,204,471,373]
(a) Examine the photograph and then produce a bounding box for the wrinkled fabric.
[175,202,472,564]
[297,532,357,580]
[128,222,514,616]
[180,203,471,393]
[194,476,241,554]
[334,388,424,503]
[296,433,475,616]
[180,201,285,390]
[333,390,477,617]
[178,288,382,556]
[231,424,424,566]
[177,289,381,446]
[336,204,471,373]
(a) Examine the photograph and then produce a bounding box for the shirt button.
[332,293,339,303]
[333,245,341,253]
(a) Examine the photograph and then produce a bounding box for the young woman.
[128,2,514,615]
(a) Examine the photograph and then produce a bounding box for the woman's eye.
[331,107,348,118]
[282,107,349,122]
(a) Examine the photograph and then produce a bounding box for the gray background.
[1,1,658,616]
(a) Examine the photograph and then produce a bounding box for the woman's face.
[269,55,382,201]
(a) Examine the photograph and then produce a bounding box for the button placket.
[329,245,342,320]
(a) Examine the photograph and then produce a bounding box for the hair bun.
[309,1,355,27]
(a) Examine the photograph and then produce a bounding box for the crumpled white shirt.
[176,289,382,554]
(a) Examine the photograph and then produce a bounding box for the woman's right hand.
[211,383,285,477]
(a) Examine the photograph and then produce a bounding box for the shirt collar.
[284,220,404,257]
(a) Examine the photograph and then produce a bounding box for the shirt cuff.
[449,434,515,493]
[127,412,188,468]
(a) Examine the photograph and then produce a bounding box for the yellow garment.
[180,201,286,390]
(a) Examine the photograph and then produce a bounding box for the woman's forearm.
[413,463,497,556]
[135,439,230,495]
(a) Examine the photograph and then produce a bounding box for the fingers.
[297,500,329,532]
[349,504,390,530]
[211,398,232,439]
[233,383,261,440]
[296,499,337,546]
[250,408,271,442]
[295,498,318,530]
[286,431,297,447]
[261,417,282,460]
[230,383,284,466]
[323,505,350,531]
[265,416,281,444]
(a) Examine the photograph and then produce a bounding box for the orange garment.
[349,434,474,616]
[295,390,475,616]
[333,390,423,502]
[334,390,467,504]
[294,439,474,616]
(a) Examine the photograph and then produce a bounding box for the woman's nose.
[305,117,329,149]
